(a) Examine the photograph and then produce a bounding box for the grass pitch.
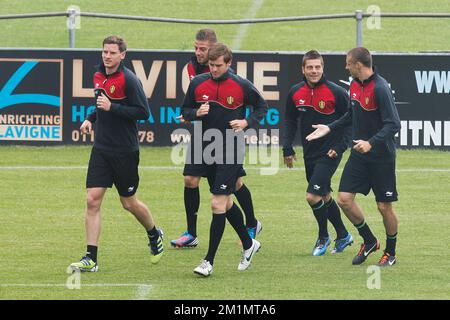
[0,146,449,299]
[0,0,449,52]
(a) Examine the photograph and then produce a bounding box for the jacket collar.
[97,61,124,76]
[190,55,208,75]
[353,66,377,85]
[211,68,232,81]
[302,74,327,88]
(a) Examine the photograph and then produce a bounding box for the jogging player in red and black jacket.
[69,36,164,273]
[306,47,401,267]
[172,29,263,250]
[182,43,267,277]
[283,50,353,257]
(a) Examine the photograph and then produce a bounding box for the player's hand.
[305,124,330,141]
[80,120,92,134]
[229,119,248,131]
[284,155,297,168]
[176,114,190,124]
[327,149,338,158]
[353,140,372,153]
[196,102,210,117]
[96,92,111,111]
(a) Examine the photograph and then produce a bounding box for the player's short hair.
[195,29,217,43]
[208,43,232,63]
[103,36,127,52]
[302,50,324,66]
[347,47,372,68]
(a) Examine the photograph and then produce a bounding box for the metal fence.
[1,9,450,48]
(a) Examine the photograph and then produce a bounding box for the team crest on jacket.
[227,96,234,105]
[110,85,116,94]
[318,100,325,109]
[365,97,369,105]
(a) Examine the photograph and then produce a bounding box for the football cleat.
[331,233,354,254]
[378,251,396,267]
[312,237,331,256]
[246,220,263,240]
[170,231,199,248]
[194,260,213,277]
[238,239,261,271]
[69,256,98,272]
[149,228,164,264]
[352,239,380,265]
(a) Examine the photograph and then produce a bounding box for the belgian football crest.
[318,100,325,109]
[110,85,115,94]
[227,96,234,105]
[365,97,369,105]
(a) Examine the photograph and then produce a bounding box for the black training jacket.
[283,75,351,161]
[87,62,149,153]
[328,71,401,162]
[182,69,268,133]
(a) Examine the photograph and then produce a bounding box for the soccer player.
[69,36,164,272]
[283,50,353,256]
[306,47,401,267]
[171,29,262,249]
[181,43,267,276]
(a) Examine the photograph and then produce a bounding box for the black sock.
[184,187,200,237]
[310,199,329,239]
[385,233,397,256]
[205,213,226,265]
[354,220,377,244]
[234,184,257,228]
[226,203,253,250]
[147,226,159,241]
[86,245,98,263]
[325,198,348,239]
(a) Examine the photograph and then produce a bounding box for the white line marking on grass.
[0,166,449,173]
[232,0,264,50]
[0,283,151,287]
[1,283,153,299]
[135,284,152,300]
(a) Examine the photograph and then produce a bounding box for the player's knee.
[306,193,321,205]
[235,178,243,190]
[211,197,226,213]
[377,202,393,215]
[184,176,200,188]
[337,194,352,210]
[86,194,101,211]
[120,198,136,212]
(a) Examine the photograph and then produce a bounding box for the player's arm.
[306,104,352,142]
[232,80,268,130]
[181,81,203,122]
[81,102,97,134]
[330,86,352,156]
[368,81,401,148]
[282,87,299,167]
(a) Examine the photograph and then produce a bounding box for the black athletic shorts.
[183,162,246,178]
[205,163,243,195]
[86,147,140,197]
[339,154,398,202]
[305,155,342,196]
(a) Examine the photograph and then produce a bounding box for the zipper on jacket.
[216,81,220,101]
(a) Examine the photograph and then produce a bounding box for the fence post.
[67,8,77,48]
[355,10,363,47]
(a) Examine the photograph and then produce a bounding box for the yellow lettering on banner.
[132,60,163,98]
[181,64,190,94]
[166,61,177,99]
[236,62,247,79]
[253,62,280,101]
[73,59,94,97]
